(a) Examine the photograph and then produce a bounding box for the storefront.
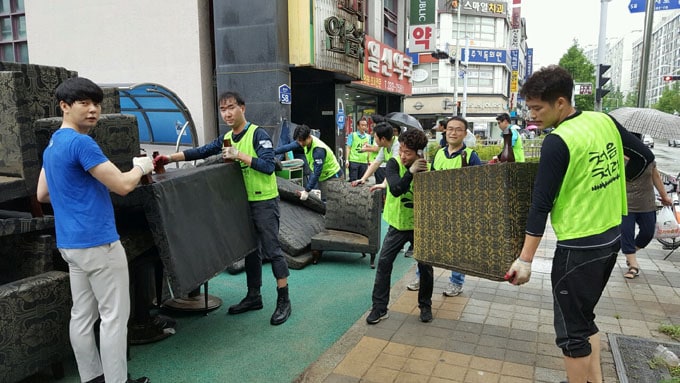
[288,3,409,163]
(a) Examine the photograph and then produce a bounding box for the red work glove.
[153,155,171,168]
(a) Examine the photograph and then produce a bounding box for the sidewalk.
[298,224,680,383]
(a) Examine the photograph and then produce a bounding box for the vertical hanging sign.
[408,0,436,53]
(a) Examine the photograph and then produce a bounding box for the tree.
[623,88,638,107]
[558,42,595,111]
[602,88,624,112]
[653,81,680,114]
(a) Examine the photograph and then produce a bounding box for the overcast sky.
[520,0,647,68]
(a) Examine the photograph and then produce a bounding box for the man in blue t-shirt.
[37,77,152,383]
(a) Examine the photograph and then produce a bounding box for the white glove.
[505,258,532,285]
[310,189,321,199]
[409,158,427,174]
[222,146,240,160]
[299,190,309,201]
[132,156,153,175]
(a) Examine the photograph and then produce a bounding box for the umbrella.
[608,107,680,140]
[385,112,423,130]
[526,125,538,130]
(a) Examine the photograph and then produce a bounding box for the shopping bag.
[655,206,680,239]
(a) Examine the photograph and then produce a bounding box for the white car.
[642,134,654,148]
[669,139,680,147]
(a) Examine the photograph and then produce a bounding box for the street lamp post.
[452,2,461,117]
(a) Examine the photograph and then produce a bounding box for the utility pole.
[636,0,656,107]
[595,0,611,112]
[452,2,461,117]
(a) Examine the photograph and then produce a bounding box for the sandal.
[624,266,640,279]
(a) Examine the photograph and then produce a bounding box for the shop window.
[383,0,398,49]
[0,0,26,62]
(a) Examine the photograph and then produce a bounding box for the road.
[651,140,680,177]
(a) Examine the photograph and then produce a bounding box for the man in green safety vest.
[365,128,434,325]
[345,117,371,182]
[504,65,654,383]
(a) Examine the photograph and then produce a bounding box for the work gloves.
[222,146,240,161]
[133,156,154,175]
[504,258,532,285]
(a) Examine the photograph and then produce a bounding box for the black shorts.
[551,243,618,357]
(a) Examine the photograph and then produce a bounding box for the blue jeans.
[415,269,465,286]
[372,226,433,311]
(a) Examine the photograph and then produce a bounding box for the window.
[452,15,497,43]
[0,0,27,63]
[383,0,398,49]
[412,62,439,87]
[454,65,494,93]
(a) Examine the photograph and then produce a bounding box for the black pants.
[371,226,433,311]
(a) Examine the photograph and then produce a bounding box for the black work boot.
[270,285,291,325]
[228,287,263,314]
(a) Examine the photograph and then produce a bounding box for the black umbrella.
[385,112,423,131]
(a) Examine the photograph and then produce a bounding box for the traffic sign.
[574,82,593,95]
[629,0,680,13]
[278,84,291,105]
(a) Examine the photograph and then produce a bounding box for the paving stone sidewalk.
[297,224,680,383]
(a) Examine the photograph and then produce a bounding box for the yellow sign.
[510,71,518,92]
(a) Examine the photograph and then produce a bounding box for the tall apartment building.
[630,10,680,106]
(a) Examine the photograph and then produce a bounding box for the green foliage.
[660,323,680,341]
[558,42,595,111]
[602,88,625,112]
[653,82,680,114]
[624,88,640,107]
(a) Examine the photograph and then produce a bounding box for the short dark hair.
[218,91,245,106]
[520,65,573,104]
[438,120,446,127]
[55,77,103,105]
[399,128,428,152]
[496,113,510,123]
[373,122,394,141]
[446,116,469,129]
[293,124,312,141]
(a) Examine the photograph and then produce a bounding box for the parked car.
[669,139,680,147]
[642,134,654,148]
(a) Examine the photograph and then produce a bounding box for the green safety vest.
[549,112,627,240]
[381,136,397,163]
[433,147,475,170]
[224,123,279,202]
[512,128,525,162]
[304,136,342,182]
[348,131,370,163]
[383,156,414,230]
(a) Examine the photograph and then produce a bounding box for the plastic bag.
[655,206,680,238]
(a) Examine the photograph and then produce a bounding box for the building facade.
[405,0,530,139]
[23,0,411,159]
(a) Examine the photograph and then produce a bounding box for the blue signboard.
[510,50,519,71]
[526,48,534,78]
[461,48,507,64]
[406,49,420,65]
[629,0,680,13]
[279,84,292,105]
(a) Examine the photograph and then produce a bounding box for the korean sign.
[354,36,413,95]
[409,0,436,53]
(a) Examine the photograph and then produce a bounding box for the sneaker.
[419,307,433,323]
[366,308,389,324]
[443,283,463,297]
[406,277,420,291]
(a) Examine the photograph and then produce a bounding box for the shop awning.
[100,83,198,149]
